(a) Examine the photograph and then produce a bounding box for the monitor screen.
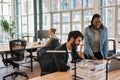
[38,30,50,39]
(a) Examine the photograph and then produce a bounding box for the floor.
[0,52,120,80]
[0,52,40,80]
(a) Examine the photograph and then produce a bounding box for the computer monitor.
[38,30,50,39]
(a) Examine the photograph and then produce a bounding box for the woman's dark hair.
[50,28,56,34]
[67,31,84,42]
[89,13,104,29]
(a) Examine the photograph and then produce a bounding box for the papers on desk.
[71,60,106,80]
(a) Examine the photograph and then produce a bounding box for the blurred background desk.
[0,42,45,72]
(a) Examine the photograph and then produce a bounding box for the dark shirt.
[53,43,82,71]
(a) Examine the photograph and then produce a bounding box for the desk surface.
[29,70,120,80]
[29,60,107,80]
[0,42,44,52]
[29,71,71,80]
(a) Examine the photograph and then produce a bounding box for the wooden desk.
[0,42,44,71]
[108,70,120,80]
[29,71,71,80]
[29,60,107,80]
[29,77,49,80]
[29,70,120,80]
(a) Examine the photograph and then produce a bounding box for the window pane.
[71,0,82,9]
[22,16,27,25]
[21,0,27,15]
[3,4,9,15]
[61,0,71,10]
[53,13,60,23]
[84,10,93,27]
[72,11,81,22]
[28,15,34,33]
[83,0,94,8]
[62,24,70,33]
[22,25,27,33]
[62,13,70,23]
[72,23,81,31]
[43,14,50,26]
[42,0,50,12]
[53,24,60,33]
[62,35,67,43]
[56,34,60,39]
[3,0,9,2]
[118,23,120,35]
[0,5,1,15]
[52,0,60,11]
[101,0,115,6]
[101,7,115,37]
[117,0,120,5]
[28,0,33,14]
[118,8,120,20]
[84,22,91,28]
[43,13,50,30]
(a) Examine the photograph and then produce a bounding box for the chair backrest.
[37,46,57,76]
[109,58,120,72]
[37,38,60,75]
[108,39,116,57]
[9,39,26,61]
[48,38,61,49]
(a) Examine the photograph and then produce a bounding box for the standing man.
[53,31,84,71]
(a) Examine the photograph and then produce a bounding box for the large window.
[17,0,34,42]
[42,0,94,43]
[100,0,116,37]
[100,0,120,49]
[0,0,13,43]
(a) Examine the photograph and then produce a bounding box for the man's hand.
[92,56,96,60]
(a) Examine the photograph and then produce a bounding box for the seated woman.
[45,28,60,49]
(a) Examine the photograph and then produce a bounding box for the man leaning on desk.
[53,31,84,71]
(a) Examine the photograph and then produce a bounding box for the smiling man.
[53,31,84,71]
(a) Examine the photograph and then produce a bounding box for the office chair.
[108,39,116,57]
[37,46,57,76]
[25,48,37,61]
[47,38,61,49]
[106,54,120,80]
[3,39,28,80]
[37,38,60,76]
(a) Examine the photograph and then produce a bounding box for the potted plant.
[0,18,15,39]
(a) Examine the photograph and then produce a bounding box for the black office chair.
[37,46,57,76]
[108,39,116,57]
[37,38,60,76]
[3,39,28,80]
[25,48,37,61]
[47,38,61,49]
[106,54,120,80]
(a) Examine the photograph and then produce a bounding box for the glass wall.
[42,0,94,43]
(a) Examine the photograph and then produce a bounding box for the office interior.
[0,0,120,80]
